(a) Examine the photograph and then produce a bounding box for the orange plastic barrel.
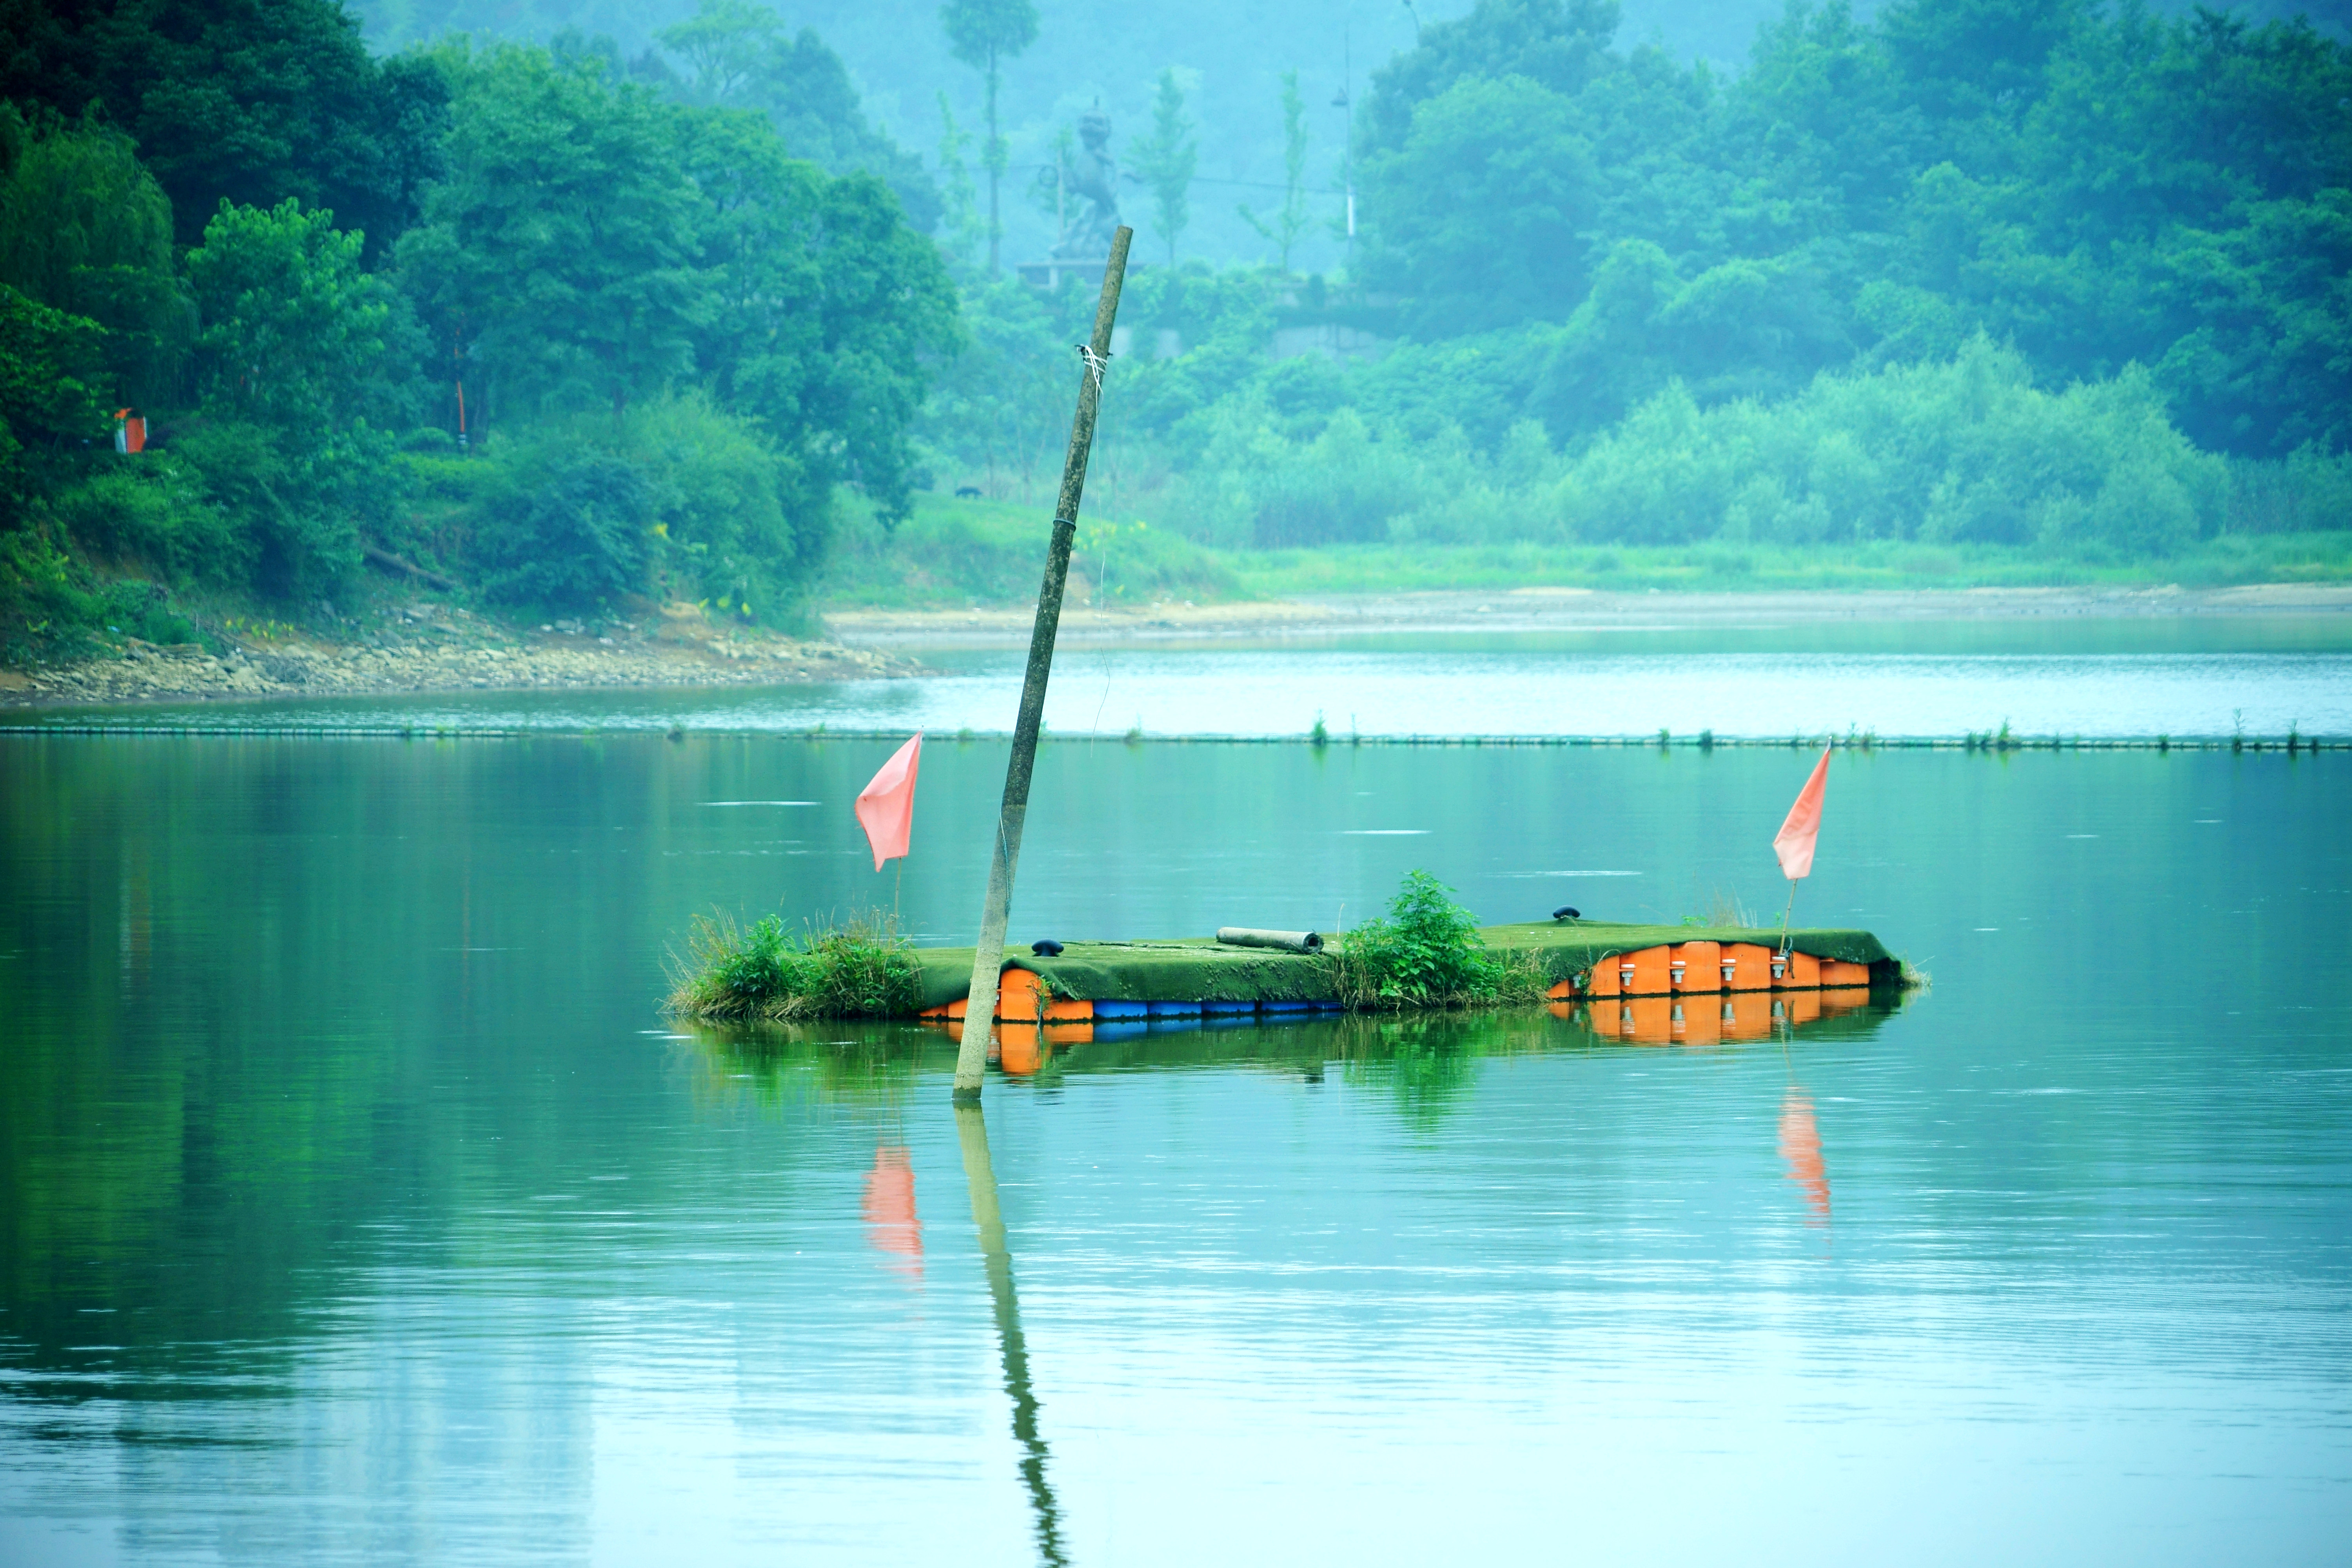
[1546,978,1578,1001]
[1623,946,1673,996]
[1820,959,1871,990]
[1586,959,1621,1000]
[1722,943,1774,992]
[1672,940,1721,994]
[1772,950,1822,989]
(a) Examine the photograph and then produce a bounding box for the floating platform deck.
[912,921,1896,1022]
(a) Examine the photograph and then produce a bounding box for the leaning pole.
[953,226,1134,1100]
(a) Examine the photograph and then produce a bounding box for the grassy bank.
[822,493,1243,609]
[818,498,2352,610]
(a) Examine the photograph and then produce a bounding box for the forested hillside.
[2,0,2348,662]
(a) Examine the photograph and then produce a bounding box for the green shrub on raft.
[1337,869,1547,1011]
[668,912,921,1022]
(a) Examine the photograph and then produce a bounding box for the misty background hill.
[348,0,2350,271]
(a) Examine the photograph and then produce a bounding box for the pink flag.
[1772,746,1831,880]
[855,733,922,870]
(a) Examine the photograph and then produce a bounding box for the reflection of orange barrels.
[1624,946,1673,996]
[1672,941,1721,994]
[1673,998,1721,1047]
[1722,943,1773,991]
[1724,993,1774,1040]
[1586,959,1621,999]
[998,1024,1043,1074]
[1820,960,1871,989]
[1773,951,1821,989]
[1043,1021,1093,1046]
[1786,990,1823,1025]
[1622,996,1674,1044]
[1546,978,1577,1000]
[1547,1000,1577,1022]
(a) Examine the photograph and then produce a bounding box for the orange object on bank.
[1820,959,1871,989]
[1622,946,1673,996]
[1722,943,1774,991]
[1773,950,1821,989]
[1671,940,1721,994]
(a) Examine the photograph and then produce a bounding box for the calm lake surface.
[4,722,2349,1561]
[21,615,2352,739]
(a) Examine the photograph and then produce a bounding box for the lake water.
[2,723,2346,1566]
[18,615,2352,740]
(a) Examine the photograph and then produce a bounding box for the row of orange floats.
[1553,941,1872,1000]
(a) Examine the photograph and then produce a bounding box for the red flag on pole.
[1773,746,1831,880]
[855,733,922,870]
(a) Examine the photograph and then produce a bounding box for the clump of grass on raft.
[667,911,921,1021]
[1332,869,1551,1011]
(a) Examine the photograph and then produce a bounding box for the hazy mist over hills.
[349,0,2350,268]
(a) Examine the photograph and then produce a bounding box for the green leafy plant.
[1336,869,1545,1010]
[667,910,920,1020]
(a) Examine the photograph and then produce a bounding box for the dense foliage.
[3,0,2348,660]
[0,0,953,656]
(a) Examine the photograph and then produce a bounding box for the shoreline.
[821,582,2352,648]
[0,604,917,711]
[6,581,2346,714]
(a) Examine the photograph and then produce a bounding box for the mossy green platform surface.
[911,922,1895,1009]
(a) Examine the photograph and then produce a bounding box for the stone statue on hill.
[1051,107,1122,260]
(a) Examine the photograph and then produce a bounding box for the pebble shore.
[0,607,913,709]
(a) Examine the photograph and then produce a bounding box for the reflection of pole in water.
[955,1103,1066,1566]
[863,1143,923,1281]
[1778,1088,1831,1224]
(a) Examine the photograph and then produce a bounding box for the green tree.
[396,44,707,424]
[1359,0,1620,160]
[935,92,986,270]
[0,0,448,254]
[186,201,394,428]
[940,0,1039,277]
[1239,70,1311,273]
[1362,73,1597,334]
[0,109,186,405]
[0,283,110,487]
[653,0,941,234]
[1131,69,1199,266]
[680,108,956,527]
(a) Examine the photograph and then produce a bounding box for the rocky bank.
[1,603,914,710]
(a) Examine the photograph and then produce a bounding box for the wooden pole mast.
[953,228,1133,1100]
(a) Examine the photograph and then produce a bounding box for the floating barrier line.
[0,725,2339,750]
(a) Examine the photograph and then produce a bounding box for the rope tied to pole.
[1075,343,1110,393]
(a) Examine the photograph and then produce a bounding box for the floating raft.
[912,921,1896,1022]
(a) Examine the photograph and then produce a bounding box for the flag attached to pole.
[1773,746,1831,880]
[855,733,922,870]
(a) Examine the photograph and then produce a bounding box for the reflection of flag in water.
[862,1143,922,1278]
[1778,1090,1831,1224]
